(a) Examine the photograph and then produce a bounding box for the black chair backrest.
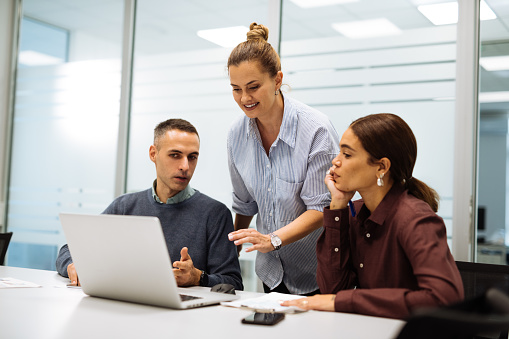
[0,232,13,265]
[456,261,509,300]
[397,288,509,339]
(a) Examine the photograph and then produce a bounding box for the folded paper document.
[0,277,41,288]
[221,292,307,313]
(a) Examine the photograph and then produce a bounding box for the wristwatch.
[199,270,209,286]
[270,233,282,251]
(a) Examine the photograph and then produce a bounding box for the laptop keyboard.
[179,294,203,302]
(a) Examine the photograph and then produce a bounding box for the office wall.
[280,26,457,238]
[0,0,15,232]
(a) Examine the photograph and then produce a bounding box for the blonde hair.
[227,22,281,77]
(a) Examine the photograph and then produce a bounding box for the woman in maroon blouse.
[282,113,464,319]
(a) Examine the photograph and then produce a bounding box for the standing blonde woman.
[227,23,340,295]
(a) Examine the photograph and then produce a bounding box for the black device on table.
[241,312,285,325]
[210,283,236,294]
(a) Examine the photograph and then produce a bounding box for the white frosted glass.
[7,1,123,270]
[280,16,457,238]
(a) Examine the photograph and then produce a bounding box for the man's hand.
[172,247,201,287]
[67,263,80,286]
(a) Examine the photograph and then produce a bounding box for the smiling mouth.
[244,103,258,108]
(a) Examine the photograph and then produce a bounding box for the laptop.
[59,212,240,309]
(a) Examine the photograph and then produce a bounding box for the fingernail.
[228,234,233,240]
[234,240,239,245]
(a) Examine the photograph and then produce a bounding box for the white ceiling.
[20,0,509,109]
[21,0,509,51]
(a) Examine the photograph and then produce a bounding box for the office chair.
[455,260,509,339]
[456,261,509,300]
[396,288,509,339]
[0,232,13,265]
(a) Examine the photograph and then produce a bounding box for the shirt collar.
[360,184,406,227]
[151,179,196,204]
[277,94,298,148]
[245,94,298,149]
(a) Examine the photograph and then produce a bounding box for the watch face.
[271,235,282,247]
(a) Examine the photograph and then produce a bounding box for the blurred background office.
[0,0,507,291]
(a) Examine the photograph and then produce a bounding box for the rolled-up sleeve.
[227,129,258,216]
[301,128,339,212]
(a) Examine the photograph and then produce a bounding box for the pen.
[348,200,356,217]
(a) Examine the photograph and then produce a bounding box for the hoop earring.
[377,173,385,187]
[275,90,279,95]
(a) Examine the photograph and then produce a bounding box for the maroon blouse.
[316,184,464,319]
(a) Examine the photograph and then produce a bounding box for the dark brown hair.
[227,22,281,77]
[350,113,439,212]
[154,118,199,147]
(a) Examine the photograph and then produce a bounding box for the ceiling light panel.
[480,56,509,71]
[418,0,496,26]
[290,0,359,8]
[197,26,249,48]
[479,91,509,103]
[332,18,402,39]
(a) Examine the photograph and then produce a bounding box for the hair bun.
[247,22,269,42]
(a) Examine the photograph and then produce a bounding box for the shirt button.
[334,248,339,252]
[269,212,273,216]
[268,188,271,192]
[366,233,371,238]
[334,217,339,221]
[360,263,364,268]
[266,164,270,168]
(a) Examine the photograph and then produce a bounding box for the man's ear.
[149,145,157,163]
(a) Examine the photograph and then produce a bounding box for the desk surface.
[0,266,404,339]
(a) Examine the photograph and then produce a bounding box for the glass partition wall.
[6,0,124,269]
[476,0,509,264]
[127,0,269,292]
[4,0,504,288]
[280,0,458,244]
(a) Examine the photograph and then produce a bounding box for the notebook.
[59,212,240,309]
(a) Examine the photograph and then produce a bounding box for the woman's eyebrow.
[230,80,257,87]
[340,144,355,152]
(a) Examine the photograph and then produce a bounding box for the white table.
[0,266,405,339]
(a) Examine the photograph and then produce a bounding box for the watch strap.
[270,232,282,250]
[199,270,209,286]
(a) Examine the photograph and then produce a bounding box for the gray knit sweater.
[56,189,243,290]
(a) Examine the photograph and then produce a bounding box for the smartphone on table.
[241,312,285,325]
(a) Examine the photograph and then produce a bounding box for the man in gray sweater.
[56,118,243,290]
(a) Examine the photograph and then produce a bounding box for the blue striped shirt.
[227,94,340,294]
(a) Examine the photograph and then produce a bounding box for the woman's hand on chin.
[325,166,355,209]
